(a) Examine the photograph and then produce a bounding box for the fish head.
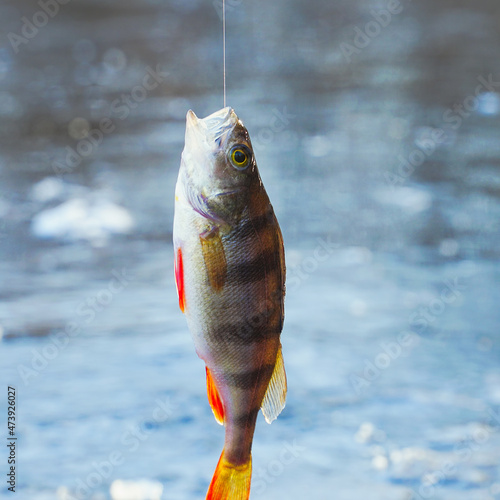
[179,107,260,225]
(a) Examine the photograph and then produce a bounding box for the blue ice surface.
[1,0,500,499]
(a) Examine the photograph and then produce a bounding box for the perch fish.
[173,107,287,499]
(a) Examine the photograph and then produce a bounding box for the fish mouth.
[185,107,239,146]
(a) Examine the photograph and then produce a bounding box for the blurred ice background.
[0,0,499,499]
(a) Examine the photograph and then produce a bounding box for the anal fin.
[261,346,287,424]
[206,367,225,425]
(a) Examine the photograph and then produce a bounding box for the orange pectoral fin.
[174,247,186,313]
[206,367,224,425]
[200,230,227,292]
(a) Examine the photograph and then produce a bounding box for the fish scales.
[173,107,286,500]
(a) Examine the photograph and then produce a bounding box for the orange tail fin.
[206,450,252,500]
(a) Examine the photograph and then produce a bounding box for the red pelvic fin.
[174,247,186,313]
[206,367,224,425]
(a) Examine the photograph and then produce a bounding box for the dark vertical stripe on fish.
[235,209,275,239]
[233,407,260,428]
[224,365,275,389]
[226,248,281,285]
[208,322,281,345]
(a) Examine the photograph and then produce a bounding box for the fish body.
[173,107,286,499]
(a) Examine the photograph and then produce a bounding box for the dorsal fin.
[261,346,287,424]
[206,367,225,425]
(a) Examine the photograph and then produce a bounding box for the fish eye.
[229,145,251,170]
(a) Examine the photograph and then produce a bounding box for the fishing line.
[223,0,226,107]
